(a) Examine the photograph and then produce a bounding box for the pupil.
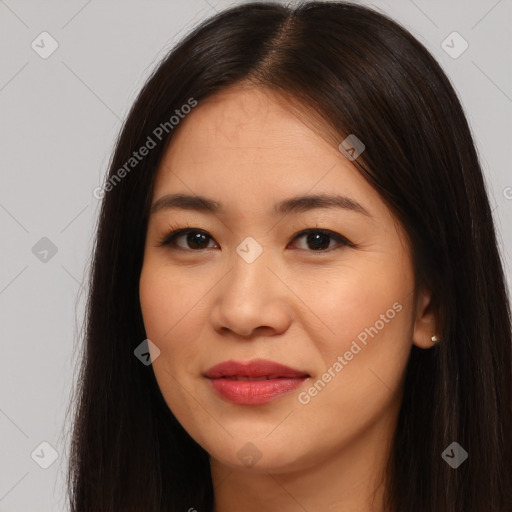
[308,233,329,250]
[188,232,207,249]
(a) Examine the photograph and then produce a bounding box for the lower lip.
[208,377,308,405]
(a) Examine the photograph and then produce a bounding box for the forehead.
[152,85,384,219]
[165,86,327,164]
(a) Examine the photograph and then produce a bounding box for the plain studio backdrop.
[0,1,510,511]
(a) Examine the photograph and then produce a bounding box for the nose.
[209,247,292,339]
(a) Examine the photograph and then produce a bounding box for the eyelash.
[156,222,355,253]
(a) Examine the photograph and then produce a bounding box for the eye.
[157,228,218,251]
[288,228,353,252]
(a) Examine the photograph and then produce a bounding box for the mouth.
[220,376,293,380]
[203,359,310,405]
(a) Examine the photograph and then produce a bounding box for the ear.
[412,287,438,349]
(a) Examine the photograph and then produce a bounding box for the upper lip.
[203,359,310,379]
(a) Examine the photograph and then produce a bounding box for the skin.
[139,83,437,512]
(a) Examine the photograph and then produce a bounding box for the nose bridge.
[228,236,273,299]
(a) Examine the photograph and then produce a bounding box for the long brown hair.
[67,2,512,511]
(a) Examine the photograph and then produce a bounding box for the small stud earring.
[430,334,439,343]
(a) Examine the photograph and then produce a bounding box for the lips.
[204,359,310,405]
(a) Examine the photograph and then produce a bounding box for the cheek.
[293,262,410,349]
[140,263,198,340]
[139,269,171,340]
[139,266,205,422]
[295,261,414,398]
[139,264,209,379]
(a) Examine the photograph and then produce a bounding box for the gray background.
[0,0,510,510]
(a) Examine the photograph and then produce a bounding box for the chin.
[205,435,315,474]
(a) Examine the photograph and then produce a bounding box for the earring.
[430,334,439,343]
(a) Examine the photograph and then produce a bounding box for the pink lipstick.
[203,359,309,405]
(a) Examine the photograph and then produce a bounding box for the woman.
[67,2,512,511]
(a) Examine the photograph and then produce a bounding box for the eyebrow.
[150,192,372,217]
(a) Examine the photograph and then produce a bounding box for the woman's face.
[139,84,436,475]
